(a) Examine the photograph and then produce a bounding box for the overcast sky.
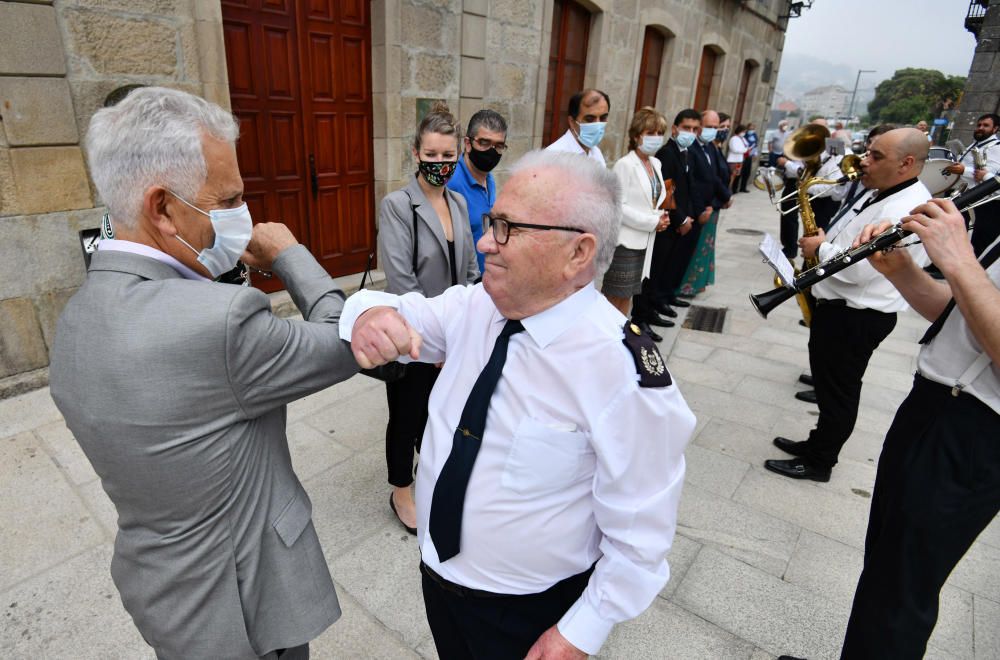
[782,0,976,82]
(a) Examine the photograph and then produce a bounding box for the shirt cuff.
[817,241,837,263]
[338,289,400,342]
[557,597,615,656]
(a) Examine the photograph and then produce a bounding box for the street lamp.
[847,69,876,125]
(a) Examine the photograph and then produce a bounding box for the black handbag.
[358,192,420,382]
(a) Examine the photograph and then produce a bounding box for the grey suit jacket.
[378,176,479,296]
[49,245,359,659]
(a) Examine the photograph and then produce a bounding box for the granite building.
[0,0,793,395]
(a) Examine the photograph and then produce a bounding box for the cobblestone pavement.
[2,188,998,659]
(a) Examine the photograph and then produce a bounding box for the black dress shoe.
[646,313,676,328]
[798,319,807,327]
[667,296,691,308]
[653,302,678,318]
[764,457,831,482]
[798,373,814,386]
[777,656,808,660]
[389,493,417,535]
[794,389,817,404]
[773,436,808,457]
[635,321,663,343]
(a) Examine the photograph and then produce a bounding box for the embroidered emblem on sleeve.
[622,321,672,387]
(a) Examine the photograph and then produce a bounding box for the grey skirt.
[601,245,645,298]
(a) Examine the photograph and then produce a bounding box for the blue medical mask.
[639,135,665,155]
[675,131,697,149]
[169,191,253,278]
[699,127,718,143]
[574,121,607,148]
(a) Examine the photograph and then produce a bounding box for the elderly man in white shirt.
[545,89,610,167]
[344,150,694,659]
[766,128,931,482]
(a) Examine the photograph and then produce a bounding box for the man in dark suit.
[631,108,702,339]
[668,109,732,301]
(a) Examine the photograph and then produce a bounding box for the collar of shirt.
[453,155,491,193]
[867,177,919,207]
[98,239,210,281]
[510,283,599,349]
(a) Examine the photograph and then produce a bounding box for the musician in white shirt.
[765,128,930,482]
[946,112,1000,188]
[838,197,1000,659]
[344,150,694,659]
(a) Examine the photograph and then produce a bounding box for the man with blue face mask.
[546,89,610,167]
[48,87,380,659]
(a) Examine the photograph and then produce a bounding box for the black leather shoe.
[389,493,417,535]
[777,656,808,660]
[773,436,808,457]
[635,321,663,343]
[646,313,676,328]
[798,373,814,386]
[764,458,831,482]
[794,389,817,404]
[653,302,678,318]
[667,296,691,308]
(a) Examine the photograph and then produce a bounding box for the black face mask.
[468,146,502,173]
[717,129,729,142]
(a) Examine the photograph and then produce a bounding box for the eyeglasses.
[470,137,508,153]
[483,213,585,246]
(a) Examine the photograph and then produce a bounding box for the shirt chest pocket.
[501,417,591,495]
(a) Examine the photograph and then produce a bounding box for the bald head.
[701,110,719,127]
[861,127,929,191]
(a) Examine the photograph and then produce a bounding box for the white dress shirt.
[812,180,932,312]
[918,234,1000,413]
[98,239,209,281]
[958,135,1000,188]
[546,129,607,167]
[340,284,694,654]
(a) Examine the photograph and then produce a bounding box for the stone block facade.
[1,0,787,393]
[953,0,1000,146]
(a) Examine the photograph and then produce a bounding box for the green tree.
[868,68,965,124]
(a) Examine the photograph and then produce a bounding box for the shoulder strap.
[402,189,419,273]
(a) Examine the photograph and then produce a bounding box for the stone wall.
[953,0,1000,146]
[372,0,787,192]
[0,0,227,396]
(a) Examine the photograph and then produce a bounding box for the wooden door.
[694,47,717,112]
[543,0,591,146]
[734,60,756,126]
[635,27,666,112]
[222,0,374,290]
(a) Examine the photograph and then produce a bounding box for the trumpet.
[750,175,1000,319]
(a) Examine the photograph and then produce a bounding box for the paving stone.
[750,325,809,350]
[286,373,382,423]
[670,355,747,393]
[310,582,421,659]
[598,599,756,660]
[0,544,151,658]
[287,420,353,482]
[732,467,870,550]
[660,533,703,599]
[301,385,388,452]
[949,539,1000,603]
[733,374,819,413]
[682,382,785,433]
[669,340,715,362]
[0,431,104,592]
[705,347,803,384]
[857,382,909,414]
[78,477,118,542]
[677,483,800,577]
[329,523,428,647]
[673,547,848,660]
[683,443,750,499]
[306,448,395,558]
[979,516,1000,549]
[974,595,1000,659]
[34,419,97,486]
[415,635,440,660]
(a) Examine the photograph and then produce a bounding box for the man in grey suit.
[49,87,384,659]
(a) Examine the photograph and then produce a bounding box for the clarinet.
[750,176,1000,318]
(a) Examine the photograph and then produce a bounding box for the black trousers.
[632,228,679,321]
[662,220,703,299]
[421,562,592,660]
[779,177,800,258]
[841,375,1000,659]
[803,302,896,469]
[738,154,754,191]
[384,363,439,487]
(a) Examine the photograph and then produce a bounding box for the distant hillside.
[775,52,878,113]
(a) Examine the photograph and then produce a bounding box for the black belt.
[420,562,509,599]
[815,298,847,307]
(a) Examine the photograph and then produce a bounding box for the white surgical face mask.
[639,135,665,155]
[675,131,697,149]
[169,191,253,278]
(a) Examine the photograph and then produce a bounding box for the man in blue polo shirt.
[447,109,508,273]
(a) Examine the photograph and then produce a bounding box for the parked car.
[851,130,868,154]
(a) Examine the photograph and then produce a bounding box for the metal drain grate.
[683,305,727,333]
[726,227,764,236]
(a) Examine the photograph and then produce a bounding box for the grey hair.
[509,150,621,277]
[467,109,508,139]
[85,86,240,230]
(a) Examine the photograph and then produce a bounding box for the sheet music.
[759,233,796,287]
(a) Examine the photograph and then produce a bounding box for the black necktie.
[429,319,525,561]
[920,239,1000,344]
